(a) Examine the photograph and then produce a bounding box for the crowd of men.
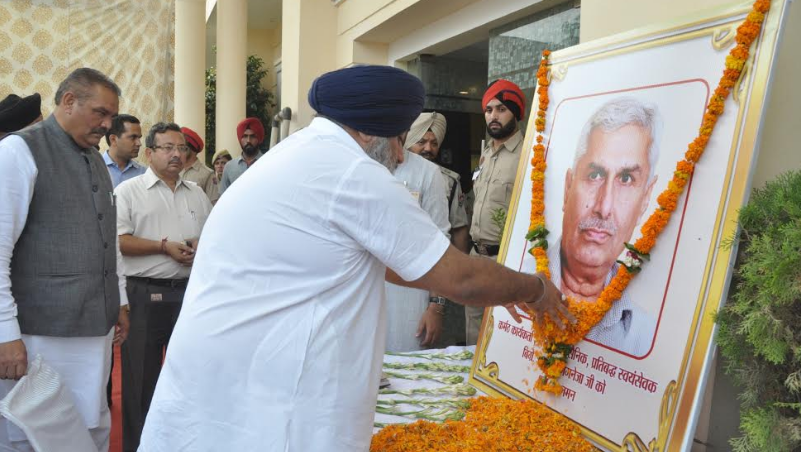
[0,66,580,451]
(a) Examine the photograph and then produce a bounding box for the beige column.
[175,0,207,158]
[281,0,338,133]
[216,0,248,158]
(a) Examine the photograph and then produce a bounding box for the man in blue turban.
[140,65,570,452]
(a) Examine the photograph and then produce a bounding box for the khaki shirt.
[438,166,469,230]
[469,130,524,244]
[181,158,220,203]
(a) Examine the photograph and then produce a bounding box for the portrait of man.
[549,97,661,356]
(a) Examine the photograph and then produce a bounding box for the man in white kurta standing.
[0,68,130,451]
[115,122,212,452]
[138,65,574,452]
[385,149,450,351]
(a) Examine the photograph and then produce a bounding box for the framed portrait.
[468,1,791,450]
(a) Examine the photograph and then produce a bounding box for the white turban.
[406,112,447,149]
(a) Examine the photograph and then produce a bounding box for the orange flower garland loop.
[526,0,771,395]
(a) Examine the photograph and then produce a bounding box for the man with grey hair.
[549,97,660,356]
[115,122,212,452]
[0,67,129,450]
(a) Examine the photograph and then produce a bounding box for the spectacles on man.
[152,144,190,154]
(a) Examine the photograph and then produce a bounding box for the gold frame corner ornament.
[619,380,678,452]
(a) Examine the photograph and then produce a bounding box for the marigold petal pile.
[370,396,594,451]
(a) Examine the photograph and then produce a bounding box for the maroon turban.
[482,79,526,120]
[181,127,204,153]
[236,117,265,144]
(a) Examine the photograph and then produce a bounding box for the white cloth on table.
[138,117,452,452]
[384,150,451,352]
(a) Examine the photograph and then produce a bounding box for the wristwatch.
[429,296,447,306]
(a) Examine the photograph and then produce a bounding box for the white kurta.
[384,151,451,352]
[139,118,451,452]
[0,135,128,447]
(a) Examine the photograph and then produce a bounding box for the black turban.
[307,65,424,137]
[0,93,41,133]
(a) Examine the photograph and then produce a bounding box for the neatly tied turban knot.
[406,112,447,150]
[482,79,526,121]
[307,65,425,138]
[236,117,265,144]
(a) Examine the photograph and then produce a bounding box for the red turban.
[236,117,265,144]
[181,127,204,153]
[482,79,526,120]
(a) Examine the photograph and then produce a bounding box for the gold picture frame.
[468,1,791,450]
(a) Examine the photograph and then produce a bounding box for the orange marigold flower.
[730,44,750,60]
[676,159,695,175]
[725,55,746,71]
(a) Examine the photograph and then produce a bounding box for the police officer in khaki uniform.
[466,79,527,345]
[407,112,470,345]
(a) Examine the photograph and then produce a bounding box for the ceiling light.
[459,91,469,95]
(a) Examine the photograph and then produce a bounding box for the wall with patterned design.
[0,0,175,154]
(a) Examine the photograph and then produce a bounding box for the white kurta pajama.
[384,150,451,352]
[0,136,129,451]
[139,118,451,451]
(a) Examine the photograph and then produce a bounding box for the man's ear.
[61,91,76,113]
[563,168,573,213]
[109,134,118,148]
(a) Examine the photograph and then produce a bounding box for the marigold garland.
[526,0,771,394]
[370,396,594,452]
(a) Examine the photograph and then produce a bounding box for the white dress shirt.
[139,118,451,452]
[548,237,657,356]
[115,168,213,279]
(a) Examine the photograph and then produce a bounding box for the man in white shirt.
[0,68,130,452]
[385,149,450,351]
[115,122,212,452]
[138,65,572,452]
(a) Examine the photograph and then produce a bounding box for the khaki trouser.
[465,249,497,345]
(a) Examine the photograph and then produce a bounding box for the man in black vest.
[0,68,130,451]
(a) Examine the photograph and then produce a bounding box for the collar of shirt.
[142,167,189,191]
[487,130,523,157]
[103,151,142,173]
[307,117,368,156]
[547,236,635,330]
[235,150,265,167]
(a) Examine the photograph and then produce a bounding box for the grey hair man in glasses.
[114,122,213,451]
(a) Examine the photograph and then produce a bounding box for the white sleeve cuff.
[0,318,22,343]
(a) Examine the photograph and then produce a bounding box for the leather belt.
[472,241,500,257]
[127,276,189,289]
